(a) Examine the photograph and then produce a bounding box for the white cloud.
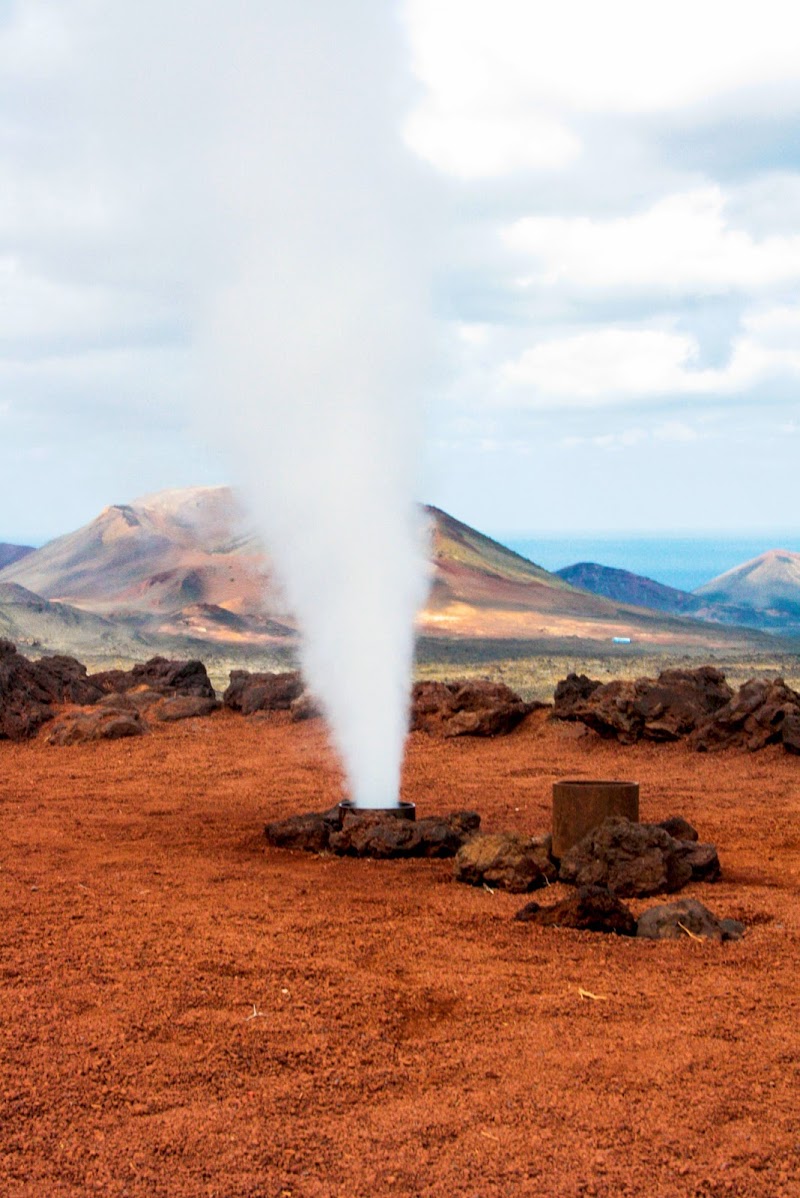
[404,0,800,178]
[653,421,699,443]
[404,106,578,178]
[501,313,800,407]
[504,188,800,295]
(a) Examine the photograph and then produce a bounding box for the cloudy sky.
[2,0,800,543]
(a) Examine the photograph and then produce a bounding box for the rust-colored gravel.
[1,709,799,1197]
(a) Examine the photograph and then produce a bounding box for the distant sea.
[501,534,800,593]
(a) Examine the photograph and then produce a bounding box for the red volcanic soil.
[1,710,799,1197]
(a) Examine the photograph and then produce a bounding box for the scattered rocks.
[558,817,700,897]
[453,832,557,893]
[90,656,215,699]
[330,811,480,859]
[636,899,743,942]
[411,680,534,738]
[552,673,602,720]
[223,669,304,715]
[265,807,480,857]
[657,816,699,842]
[514,885,637,936]
[690,678,800,753]
[265,806,342,853]
[0,640,104,740]
[552,667,732,744]
[43,704,147,746]
[555,667,800,757]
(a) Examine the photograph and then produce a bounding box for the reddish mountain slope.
[0,487,772,650]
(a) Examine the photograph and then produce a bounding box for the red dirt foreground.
[1,707,799,1198]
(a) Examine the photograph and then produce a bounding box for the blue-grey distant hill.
[0,543,35,571]
[557,560,798,633]
[695,549,800,623]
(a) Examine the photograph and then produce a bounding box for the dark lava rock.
[657,816,699,842]
[690,677,800,753]
[265,806,342,853]
[454,832,557,893]
[636,898,733,942]
[678,841,721,883]
[553,666,732,744]
[43,704,147,746]
[91,656,215,700]
[446,811,482,837]
[224,669,304,715]
[330,810,481,859]
[782,709,800,754]
[552,673,603,719]
[514,885,637,936]
[289,691,322,722]
[411,680,534,738]
[559,817,695,897]
[154,695,220,722]
[265,807,480,857]
[0,640,104,740]
[719,918,746,942]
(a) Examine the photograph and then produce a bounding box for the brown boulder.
[636,898,733,942]
[514,885,637,935]
[0,641,104,740]
[223,669,304,715]
[411,680,533,738]
[552,673,602,719]
[679,841,721,883]
[657,816,698,842]
[289,691,322,722]
[558,817,695,897]
[453,832,557,893]
[265,806,342,852]
[781,709,800,754]
[553,666,732,744]
[90,656,215,700]
[690,678,800,753]
[43,703,147,746]
[329,810,480,859]
[154,695,221,722]
[265,807,480,857]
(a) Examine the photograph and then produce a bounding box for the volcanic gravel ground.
[1,709,799,1197]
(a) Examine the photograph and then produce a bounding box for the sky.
[2,0,800,544]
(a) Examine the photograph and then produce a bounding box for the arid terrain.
[2,487,792,670]
[1,705,798,1197]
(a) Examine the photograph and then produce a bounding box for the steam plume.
[205,3,434,807]
[58,1,435,807]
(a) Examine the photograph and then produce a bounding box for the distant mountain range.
[0,486,792,660]
[696,550,800,621]
[0,543,34,570]
[558,553,800,633]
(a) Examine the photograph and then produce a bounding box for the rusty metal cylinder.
[552,779,639,858]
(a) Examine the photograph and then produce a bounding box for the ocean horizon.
[499,533,800,593]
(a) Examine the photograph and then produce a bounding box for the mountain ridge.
[556,561,766,629]
[0,543,35,571]
[0,486,781,653]
[696,549,800,620]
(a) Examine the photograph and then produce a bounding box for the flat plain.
[1,707,798,1197]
